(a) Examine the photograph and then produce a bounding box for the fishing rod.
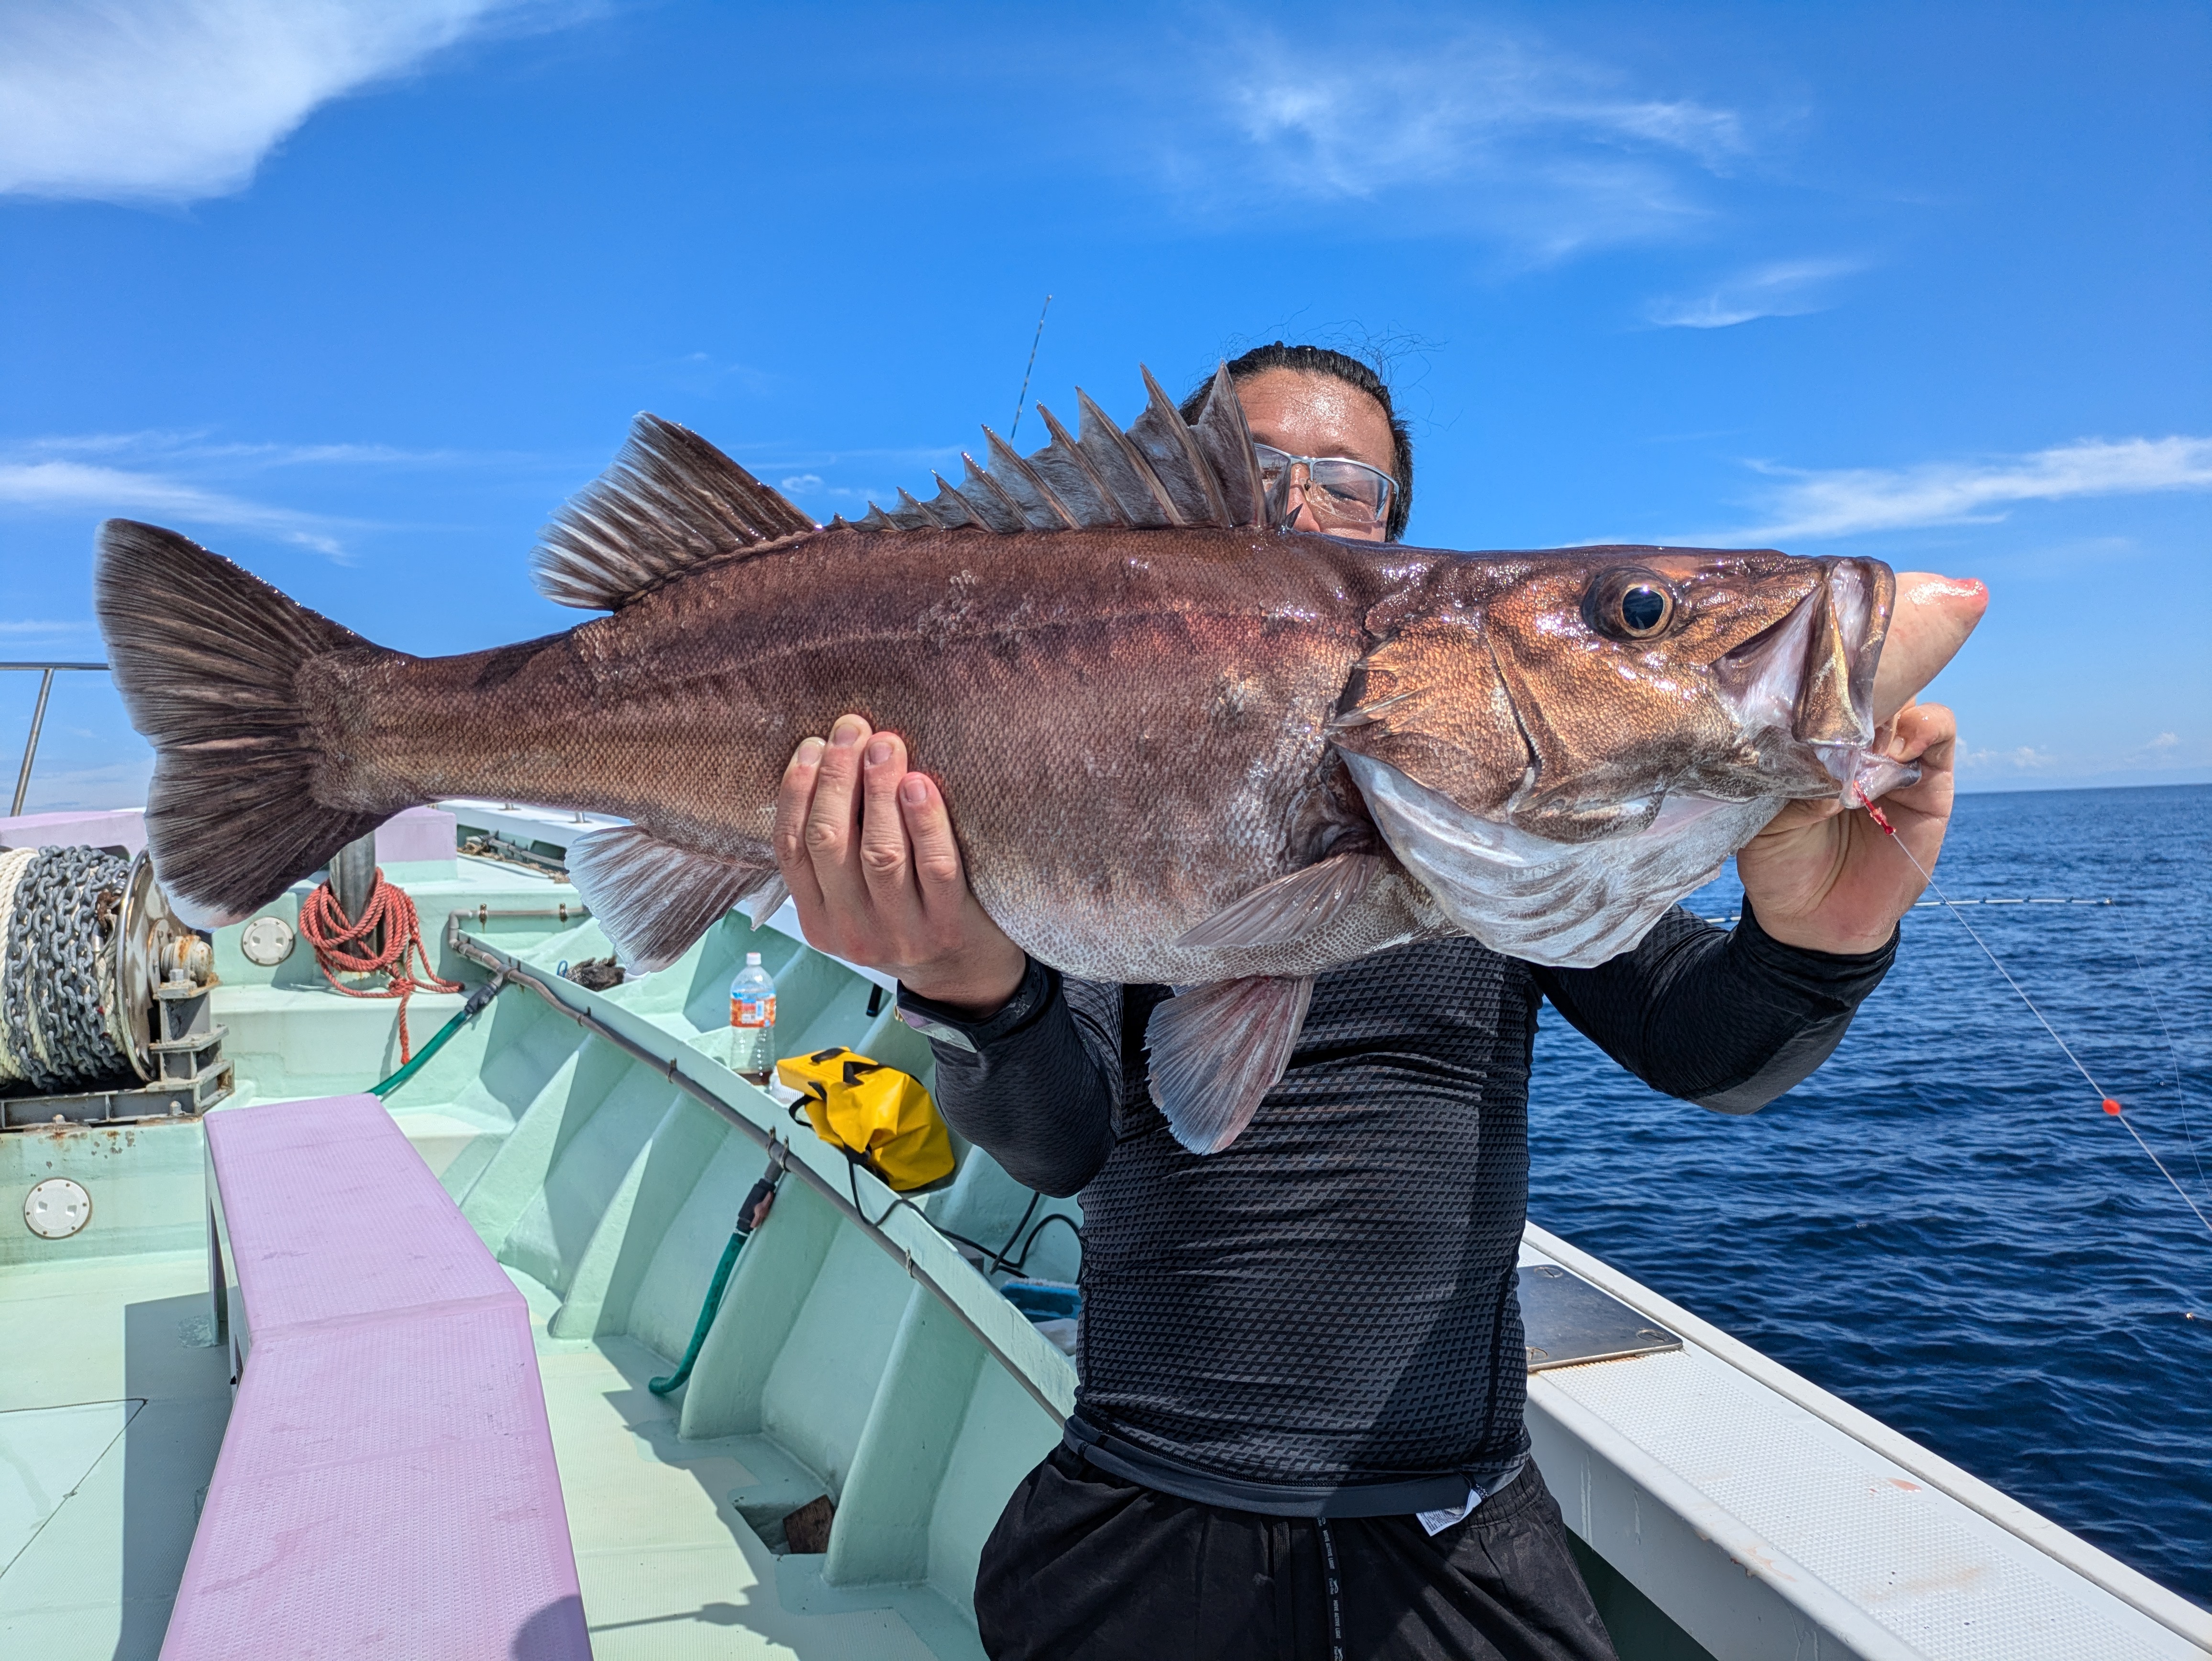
[1008,293,1052,442]
[1852,785,2212,1241]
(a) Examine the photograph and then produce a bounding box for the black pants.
[975,1448,1619,1661]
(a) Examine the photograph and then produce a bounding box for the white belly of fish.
[1338,752,1786,969]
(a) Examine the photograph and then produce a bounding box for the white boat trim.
[1524,1221,2211,1658]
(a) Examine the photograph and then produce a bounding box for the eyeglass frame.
[1254,443,1398,532]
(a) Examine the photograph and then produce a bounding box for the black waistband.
[1061,1414,1526,1519]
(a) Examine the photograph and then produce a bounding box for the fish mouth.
[1713,557,1895,791]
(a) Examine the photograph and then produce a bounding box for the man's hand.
[1736,701,1958,954]
[773,714,1028,1017]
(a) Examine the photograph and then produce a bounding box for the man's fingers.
[858,731,921,912]
[899,772,970,914]
[802,714,872,916]
[772,737,829,918]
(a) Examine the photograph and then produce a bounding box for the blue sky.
[2,0,2206,810]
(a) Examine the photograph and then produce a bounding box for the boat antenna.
[1009,294,1053,442]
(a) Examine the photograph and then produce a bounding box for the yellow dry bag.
[775,1046,955,1192]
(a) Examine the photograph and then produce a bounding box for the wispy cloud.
[0,1,579,204]
[1172,25,1752,261]
[1958,729,2208,782]
[0,458,351,554]
[1715,436,2212,542]
[0,430,503,557]
[1647,257,1865,328]
[0,618,100,637]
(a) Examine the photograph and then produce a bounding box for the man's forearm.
[897,959,1120,1195]
[1535,902,1896,1113]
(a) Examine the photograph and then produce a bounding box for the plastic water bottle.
[729,952,777,1085]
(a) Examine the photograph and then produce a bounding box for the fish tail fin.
[96,520,392,926]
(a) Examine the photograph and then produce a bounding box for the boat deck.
[2,834,2205,1659]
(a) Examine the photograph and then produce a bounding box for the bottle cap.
[746,952,762,966]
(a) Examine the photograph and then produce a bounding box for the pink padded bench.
[173,1095,591,1659]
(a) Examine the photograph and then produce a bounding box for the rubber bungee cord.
[298,867,461,1065]
[1855,785,2212,1240]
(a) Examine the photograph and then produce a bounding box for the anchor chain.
[0,845,134,1092]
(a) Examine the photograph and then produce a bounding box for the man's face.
[1234,367,1399,543]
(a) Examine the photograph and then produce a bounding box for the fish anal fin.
[533,415,817,611]
[1146,975,1315,1154]
[567,826,777,973]
[1172,852,1386,950]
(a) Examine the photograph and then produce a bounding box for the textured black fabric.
[904,903,1893,1489]
[975,1449,1618,1661]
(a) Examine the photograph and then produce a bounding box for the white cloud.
[0,458,349,553]
[1188,27,1749,260]
[0,1,549,203]
[1958,744,2061,773]
[0,618,100,636]
[778,474,825,494]
[1647,257,1865,329]
[1719,436,2212,542]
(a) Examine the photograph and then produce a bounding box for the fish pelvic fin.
[567,826,782,974]
[535,414,818,611]
[94,520,391,926]
[847,364,1268,537]
[1145,974,1315,1155]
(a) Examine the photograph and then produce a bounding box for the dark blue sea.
[1529,783,2212,1608]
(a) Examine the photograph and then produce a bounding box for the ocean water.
[1529,783,2212,1608]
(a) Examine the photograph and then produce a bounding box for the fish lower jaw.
[1339,751,1784,969]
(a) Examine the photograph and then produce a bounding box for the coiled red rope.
[298,867,461,1064]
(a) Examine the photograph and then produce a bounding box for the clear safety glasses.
[1255,443,1397,533]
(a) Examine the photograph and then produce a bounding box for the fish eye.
[1583,568,1681,641]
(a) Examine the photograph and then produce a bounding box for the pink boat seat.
[168,1094,590,1660]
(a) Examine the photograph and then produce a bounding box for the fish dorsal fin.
[534,415,817,610]
[849,364,1266,536]
[1190,362,1268,528]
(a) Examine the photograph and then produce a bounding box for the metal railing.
[4,662,110,817]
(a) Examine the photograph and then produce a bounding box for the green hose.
[369,972,508,1099]
[650,1163,783,1396]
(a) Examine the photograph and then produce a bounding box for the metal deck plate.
[1520,1262,1683,1372]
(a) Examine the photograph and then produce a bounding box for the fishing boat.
[2,781,2207,1660]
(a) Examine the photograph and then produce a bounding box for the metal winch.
[0,845,232,1129]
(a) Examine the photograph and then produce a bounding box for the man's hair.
[1179,342,1413,542]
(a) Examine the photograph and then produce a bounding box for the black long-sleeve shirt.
[900,904,1894,1490]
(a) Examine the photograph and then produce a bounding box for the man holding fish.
[98,330,1983,1661]
[772,344,1980,1661]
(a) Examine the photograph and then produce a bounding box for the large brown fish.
[95,366,1967,1152]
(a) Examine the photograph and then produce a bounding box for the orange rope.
[297,867,461,1064]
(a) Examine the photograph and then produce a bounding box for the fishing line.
[1855,784,2212,1240]
[2125,931,2212,1208]
[1008,294,1053,442]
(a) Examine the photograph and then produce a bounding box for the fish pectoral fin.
[1172,852,1388,950]
[533,414,818,611]
[1145,975,1315,1155]
[567,827,778,973]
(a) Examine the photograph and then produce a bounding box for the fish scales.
[300,525,1442,985]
